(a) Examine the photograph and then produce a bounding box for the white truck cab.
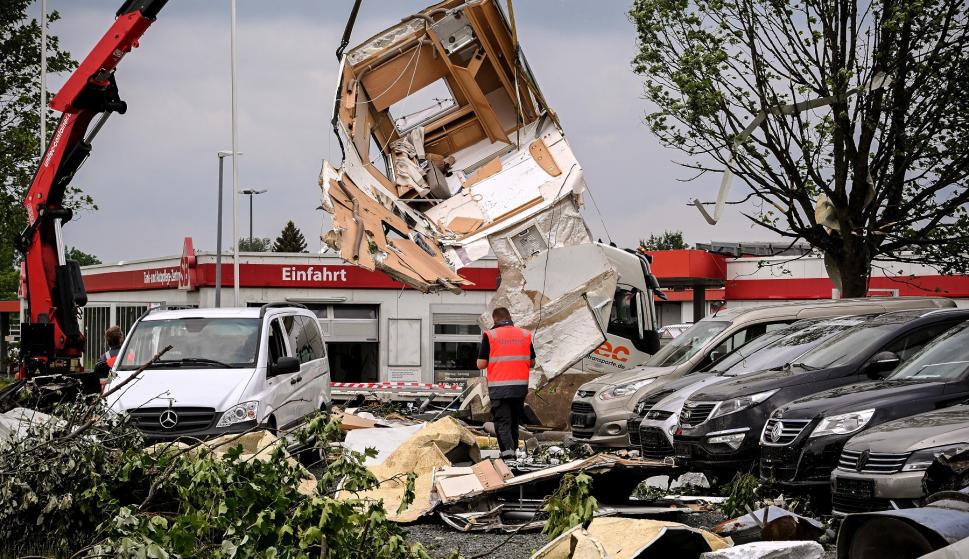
[579,243,663,374]
[107,304,331,441]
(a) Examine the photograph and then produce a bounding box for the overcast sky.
[41,0,770,262]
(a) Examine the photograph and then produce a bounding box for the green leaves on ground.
[542,472,598,540]
[0,397,431,559]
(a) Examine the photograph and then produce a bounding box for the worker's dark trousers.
[491,397,526,453]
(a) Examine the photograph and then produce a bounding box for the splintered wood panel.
[465,3,537,123]
[451,63,509,144]
[529,138,562,177]
[361,42,447,113]
[425,117,486,156]
[464,156,502,188]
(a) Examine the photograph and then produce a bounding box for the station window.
[433,313,482,383]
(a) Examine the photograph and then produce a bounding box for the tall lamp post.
[239,189,268,244]
[216,151,241,307]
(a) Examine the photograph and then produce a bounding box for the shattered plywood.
[320,0,622,383]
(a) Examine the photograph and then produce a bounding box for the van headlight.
[217,401,259,428]
[901,444,968,472]
[709,390,778,419]
[598,378,655,401]
[810,409,875,438]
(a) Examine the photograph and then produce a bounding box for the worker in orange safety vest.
[476,307,535,459]
[94,325,124,378]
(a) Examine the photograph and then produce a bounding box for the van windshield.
[117,318,260,370]
[644,320,730,367]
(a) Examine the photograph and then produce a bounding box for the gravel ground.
[404,520,549,559]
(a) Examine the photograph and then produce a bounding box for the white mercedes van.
[106,304,331,441]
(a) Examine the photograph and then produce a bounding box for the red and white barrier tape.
[331,381,462,390]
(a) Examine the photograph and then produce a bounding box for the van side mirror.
[865,351,901,379]
[269,356,300,377]
[639,329,661,354]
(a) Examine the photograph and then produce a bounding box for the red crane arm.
[17,0,167,377]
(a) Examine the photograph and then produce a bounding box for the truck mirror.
[640,329,661,354]
[269,356,300,377]
[647,273,661,291]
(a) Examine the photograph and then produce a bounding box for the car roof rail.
[259,301,308,318]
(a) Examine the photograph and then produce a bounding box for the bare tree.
[630,0,969,296]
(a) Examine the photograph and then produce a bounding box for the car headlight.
[216,401,259,428]
[901,444,969,472]
[708,430,747,450]
[809,409,875,438]
[598,378,656,401]
[709,390,778,419]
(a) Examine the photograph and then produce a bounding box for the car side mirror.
[866,351,901,379]
[269,356,300,377]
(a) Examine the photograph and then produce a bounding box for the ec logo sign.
[594,341,630,363]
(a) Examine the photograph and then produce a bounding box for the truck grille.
[571,402,594,414]
[832,494,896,514]
[570,402,597,432]
[128,407,216,434]
[639,426,674,460]
[837,449,911,474]
[627,418,642,446]
[760,418,812,446]
[679,402,717,427]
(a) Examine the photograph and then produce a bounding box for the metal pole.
[248,192,253,243]
[230,0,240,306]
[216,154,225,307]
[39,0,47,157]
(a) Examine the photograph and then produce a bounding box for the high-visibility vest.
[104,347,120,367]
[485,326,532,389]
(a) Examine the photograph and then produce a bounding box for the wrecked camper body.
[320,0,662,390]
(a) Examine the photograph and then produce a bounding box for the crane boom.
[17,0,168,380]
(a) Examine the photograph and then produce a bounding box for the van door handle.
[290,376,303,385]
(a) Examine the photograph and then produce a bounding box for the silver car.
[831,405,969,515]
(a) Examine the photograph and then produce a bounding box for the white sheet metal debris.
[700,541,825,559]
[320,0,628,383]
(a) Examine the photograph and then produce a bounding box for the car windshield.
[889,322,969,381]
[645,320,730,367]
[714,317,867,376]
[118,317,260,370]
[794,315,907,370]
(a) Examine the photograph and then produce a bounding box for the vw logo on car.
[158,409,179,430]
[770,421,784,443]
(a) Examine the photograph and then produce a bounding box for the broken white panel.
[700,541,824,559]
[0,408,59,442]
[484,198,618,382]
[343,423,424,466]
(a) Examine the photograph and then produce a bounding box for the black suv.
[760,318,969,491]
[673,309,969,477]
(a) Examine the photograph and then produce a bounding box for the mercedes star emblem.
[159,409,179,429]
[769,421,784,443]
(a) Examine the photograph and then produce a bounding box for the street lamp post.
[239,189,268,244]
[216,151,241,307]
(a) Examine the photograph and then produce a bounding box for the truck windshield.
[889,323,969,381]
[118,318,260,370]
[713,318,863,376]
[644,320,730,367]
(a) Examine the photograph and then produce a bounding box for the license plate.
[836,478,874,499]
[674,443,692,459]
[570,413,593,428]
[761,445,790,463]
